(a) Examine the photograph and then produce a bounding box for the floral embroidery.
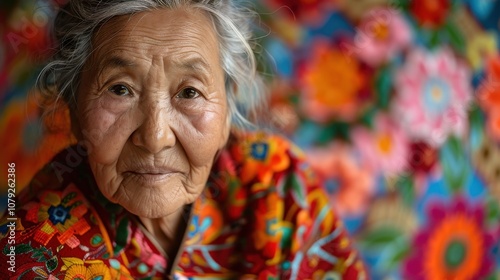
[24,184,90,248]
[393,48,472,146]
[1,134,366,279]
[186,198,223,245]
[61,258,111,280]
[234,133,291,185]
[354,8,412,66]
[252,191,284,261]
[299,41,370,122]
[402,197,495,279]
[307,143,375,217]
[352,114,410,176]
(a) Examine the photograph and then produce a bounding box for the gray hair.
[38,0,267,130]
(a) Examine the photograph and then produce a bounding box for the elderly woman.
[1,0,367,279]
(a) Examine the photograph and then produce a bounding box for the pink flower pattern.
[354,8,412,66]
[352,114,410,176]
[307,143,375,217]
[392,48,472,146]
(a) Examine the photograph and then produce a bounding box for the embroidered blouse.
[0,132,367,279]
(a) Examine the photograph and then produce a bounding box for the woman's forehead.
[89,7,220,69]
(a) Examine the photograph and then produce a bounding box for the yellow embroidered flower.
[62,258,111,280]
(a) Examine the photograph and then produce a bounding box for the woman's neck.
[138,204,190,260]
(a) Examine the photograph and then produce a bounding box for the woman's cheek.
[181,105,228,166]
[79,99,134,165]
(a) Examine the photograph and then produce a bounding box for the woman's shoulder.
[212,130,325,224]
[213,131,368,278]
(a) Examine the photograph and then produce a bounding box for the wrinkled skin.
[73,7,230,253]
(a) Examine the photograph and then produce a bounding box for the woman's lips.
[124,167,181,183]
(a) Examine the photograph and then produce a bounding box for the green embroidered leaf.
[360,108,377,128]
[469,105,485,151]
[32,249,47,262]
[444,21,465,54]
[389,0,409,10]
[61,192,77,204]
[360,226,404,250]
[46,256,58,273]
[382,241,411,270]
[2,244,11,255]
[429,29,441,49]
[395,175,415,206]
[32,252,44,262]
[2,242,33,255]
[114,217,130,254]
[17,242,35,254]
[286,173,307,208]
[71,201,83,208]
[317,122,349,144]
[484,274,497,280]
[440,137,468,193]
[280,226,293,249]
[374,66,393,110]
[486,197,500,226]
[47,248,54,258]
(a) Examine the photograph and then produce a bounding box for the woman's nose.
[131,101,176,154]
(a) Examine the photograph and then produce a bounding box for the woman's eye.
[177,87,200,99]
[108,84,130,96]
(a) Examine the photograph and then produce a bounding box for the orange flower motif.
[233,133,290,185]
[300,42,369,122]
[403,197,495,280]
[24,184,90,248]
[424,214,483,279]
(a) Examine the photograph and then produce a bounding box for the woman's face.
[75,7,230,218]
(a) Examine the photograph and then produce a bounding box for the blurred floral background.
[1,0,500,279]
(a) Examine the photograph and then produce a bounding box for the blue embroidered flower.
[251,142,269,161]
[48,204,71,225]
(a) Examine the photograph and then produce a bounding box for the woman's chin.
[102,182,186,219]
